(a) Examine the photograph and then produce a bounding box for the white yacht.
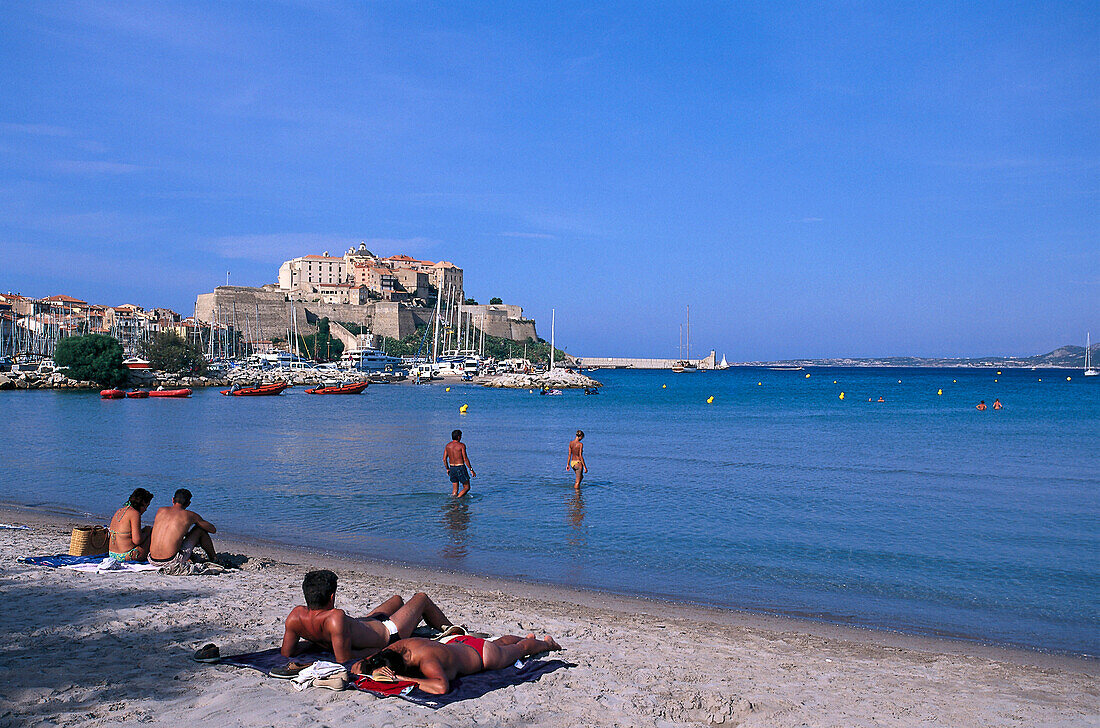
[1086,332,1098,377]
[339,348,404,372]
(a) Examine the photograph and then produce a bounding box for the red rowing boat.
[149,388,192,398]
[100,389,125,399]
[221,382,288,396]
[305,380,369,395]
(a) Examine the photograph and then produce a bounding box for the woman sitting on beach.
[352,633,561,694]
[107,487,153,561]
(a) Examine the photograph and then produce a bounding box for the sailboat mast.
[431,272,442,362]
[550,308,555,370]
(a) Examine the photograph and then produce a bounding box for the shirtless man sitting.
[351,633,562,694]
[148,488,217,569]
[108,487,154,561]
[281,569,457,664]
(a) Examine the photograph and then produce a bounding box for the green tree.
[489,297,503,305]
[140,332,208,375]
[464,297,478,305]
[54,334,128,386]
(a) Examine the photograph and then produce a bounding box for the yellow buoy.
[994,379,998,383]
[1067,376,1071,381]
[839,392,845,400]
[833,380,837,384]
[1038,378,1042,382]
[805,373,810,378]
[997,371,1002,375]
[445,387,450,392]
[460,404,468,413]
[937,389,942,395]
[953,379,957,383]
[707,396,714,404]
[757,382,762,386]
[662,384,667,389]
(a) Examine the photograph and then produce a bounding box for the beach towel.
[20,553,164,573]
[220,646,572,709]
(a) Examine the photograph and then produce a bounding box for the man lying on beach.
[148,488,217,571]
[351,633,562,694]
[444,429,475,498]
[107,487,153,561]
[281,569,458,664]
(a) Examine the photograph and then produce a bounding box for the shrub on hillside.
[53,334,128,386]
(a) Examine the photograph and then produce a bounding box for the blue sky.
[1,1,1096,359]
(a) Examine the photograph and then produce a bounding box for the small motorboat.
[221,382,288,396]
[149,388,192,398]
[305,380,369,395]
[100,389,125,399]
[539,388,564,396]
[126,390,149,399]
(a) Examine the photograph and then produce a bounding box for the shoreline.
[2,504,1097,726]
[2,501,1092,673]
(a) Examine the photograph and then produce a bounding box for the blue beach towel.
[20,553,107,568]
[220,646,573,709]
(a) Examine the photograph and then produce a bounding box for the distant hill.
[746,344,1099,369]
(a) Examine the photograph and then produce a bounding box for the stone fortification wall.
[194,287,418,343]
[458,303,538,343]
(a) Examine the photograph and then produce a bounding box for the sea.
[1,367,1097,657]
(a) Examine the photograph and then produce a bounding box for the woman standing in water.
[567,430,587,489]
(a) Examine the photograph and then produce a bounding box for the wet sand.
[1,505,1096,727]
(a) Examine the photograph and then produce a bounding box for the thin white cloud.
[500,231,557,240]
[800,217,824,223]
[0,123,73,137]
[202,234,442,263]
[52,160,144,175]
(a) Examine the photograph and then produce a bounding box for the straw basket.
[69,525,109,556]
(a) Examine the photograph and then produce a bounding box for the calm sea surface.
[2,368,1097,655]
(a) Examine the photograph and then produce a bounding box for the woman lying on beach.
[351,633,562,694]
[107,487,153,561]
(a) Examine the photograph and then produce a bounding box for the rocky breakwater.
[483,368,601,389]
[0,369,99,390]
[224,366,368,387]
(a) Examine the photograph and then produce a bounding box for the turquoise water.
[1,368,1097,656]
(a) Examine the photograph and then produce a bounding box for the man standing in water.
[444,429,475,497]
[567,430,587,489]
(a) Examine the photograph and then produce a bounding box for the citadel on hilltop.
[195,245,537,352]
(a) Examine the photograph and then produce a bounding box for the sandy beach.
[1,505,1096,728]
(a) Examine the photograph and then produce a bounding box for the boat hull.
[126,391,149,399]
[305,381,369,395]
[100,389,125,399]
[221,383,288,396]
[149,389,192,398]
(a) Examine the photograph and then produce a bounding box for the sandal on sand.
[313,670,349,691]
[192,644,220,663]
[435,624,467,640]
[270,660,314,679]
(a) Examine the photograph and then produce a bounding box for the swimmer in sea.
[976,400,987,411]
[992,399,1003,410]
[444,429,475,498]
[566,430,587,489]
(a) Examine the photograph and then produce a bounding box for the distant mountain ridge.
[747,344,1099,369]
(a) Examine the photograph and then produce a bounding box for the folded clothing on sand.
[220,646,572,709]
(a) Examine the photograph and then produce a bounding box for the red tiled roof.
[386,255,434,265]
[44,294,87,303]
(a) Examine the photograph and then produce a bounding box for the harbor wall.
[574,351,717,370]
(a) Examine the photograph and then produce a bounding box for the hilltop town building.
[195,245,534,353]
